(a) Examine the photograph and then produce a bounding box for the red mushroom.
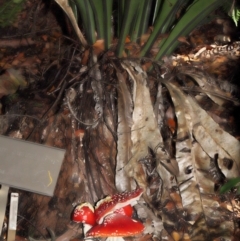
[75,129,85,146]
[72,188,144,240]
[86,213,144,238]
[114,204,133,217]
[95,187,143,224]
[72,203,96,234]
[72,202,95,225]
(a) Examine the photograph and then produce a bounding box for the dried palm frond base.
[1,40,240,241]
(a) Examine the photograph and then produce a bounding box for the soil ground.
[0,1,240,241]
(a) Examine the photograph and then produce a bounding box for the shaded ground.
[0,1,240,241]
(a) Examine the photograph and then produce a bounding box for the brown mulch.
[0,1,240,241]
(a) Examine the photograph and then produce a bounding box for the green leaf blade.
[89,0,104,39]
[140,0,184,57]
[75,0,96,44]
[154,0,226,60]
[116,0,139,57]
[102,0,113,49]
[220,177,240,194]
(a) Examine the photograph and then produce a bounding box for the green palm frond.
[154,0,226,60]
[56,0,228,58]
[231,7,240,26]
[220,177,240,194]
[222,0,240,26]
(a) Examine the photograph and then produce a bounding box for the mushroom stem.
[83,223,92,235]
[106,237,125,241]
[83,224,94,241]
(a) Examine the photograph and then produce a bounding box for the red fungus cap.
[72,203,96,226]
[114,204,133,217]
[75,129,85,138]
[95,188,143,224]
[86,213,144,237]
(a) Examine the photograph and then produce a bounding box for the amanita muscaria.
[72,188,144,241]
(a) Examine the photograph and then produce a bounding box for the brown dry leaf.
[115,67,133,191]
[178,36,190,45]
[81,49,90,65]
[41,35,48,41]
[163,79,240,240]
[0,38,35,48]
[92,39,105,56]
[120,61,179,191]
[0,68,27,98]
[163,80,206,227]
[125,36,131,43]
[11,52,25,66]
[181,69,238,106]
[54,0,87,46]
[15,236,27,241]
[188,95,240,178]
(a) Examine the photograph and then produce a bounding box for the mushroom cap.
[75,129,84,137]
[72,203,96,225]
[95,188,143,224]
[114,204,133,217]
[86,213,144,237]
